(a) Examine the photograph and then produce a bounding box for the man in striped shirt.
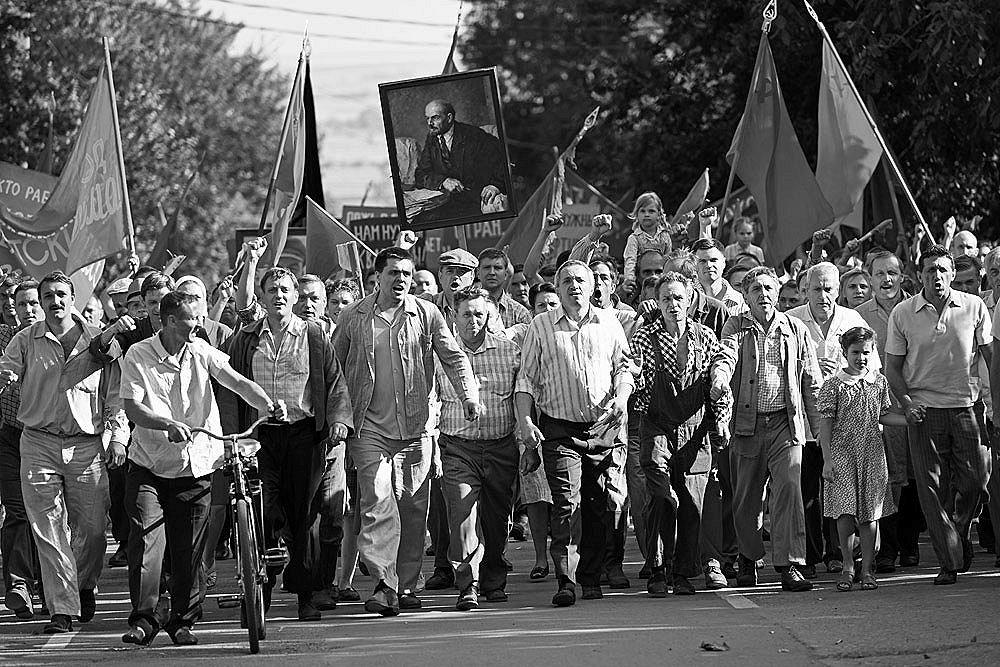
[435,288,521,611]
[518,260,635,606]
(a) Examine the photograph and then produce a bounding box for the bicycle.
[192,416,288,654]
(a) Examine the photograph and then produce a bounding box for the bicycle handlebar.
[190,416,277,441]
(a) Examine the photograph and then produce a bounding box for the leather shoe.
[4,584,33,620]
[736,555,757,587]
[338,586,361,602]
[456,586,479,611]
[484,589,508,603]
[647,571,668,598]
[43,614,73,634]
[671,575,696,595]
[899,554,919,567]
[874,556,896,573]
[704,562,728,590]
[297,598,321,621]
[311,589,337,611]
[958,539,974,573]
[780,566,813,592]
[79,589,96,623]
[580,585,603,600]
[551,579,576,607]
[398,592,422,610]
[364,583,400,616]
[606,567,630,589]
[933,568,957,585]
[799,564,817,580]
[424,568,454,591]
[638,564,652,579]
[170,626,198,646]
[721,561,738,580]
[108,546,128,568]
[122,619,156,646]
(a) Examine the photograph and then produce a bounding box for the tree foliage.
[462,0,1000,237]
[1,0,287,285]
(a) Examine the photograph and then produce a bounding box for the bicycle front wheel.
[236,498,265,654]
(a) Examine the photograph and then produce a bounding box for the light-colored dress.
[818,369,898,522]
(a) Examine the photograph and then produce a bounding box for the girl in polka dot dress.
[817,327,921,592]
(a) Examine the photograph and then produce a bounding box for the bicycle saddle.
[229,438,262,457]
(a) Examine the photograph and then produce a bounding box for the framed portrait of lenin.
[379,68,517,232]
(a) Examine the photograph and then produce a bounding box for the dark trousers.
[108,464,130,547]
[440,433,518,592]
[429,476,451,572]
[540,413,625,587]
[313,442,346,589]
[0,423,38,593]
[640,422,708,578]
[257,418,324,594]
[802,442,840,566]
[908,407,986,571]
[125,463,210,633]
[603,447,629,575]
[879,482,924,561]
[700,447,738,566]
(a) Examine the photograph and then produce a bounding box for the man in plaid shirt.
[434,287,521,610]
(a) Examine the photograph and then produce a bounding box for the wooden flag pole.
[102,37,136,259]
[802,0,936,245]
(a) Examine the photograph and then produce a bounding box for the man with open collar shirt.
[518,260,636,607]
[219,266,353,621]
[709,266,821,594]
[333,246,479,616]
[0,271,129,634]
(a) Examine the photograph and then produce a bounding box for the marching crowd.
[0,193,998,648]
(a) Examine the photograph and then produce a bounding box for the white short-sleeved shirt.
[885,290,991,409]
[120,334,230,478]
[787,303,881,380]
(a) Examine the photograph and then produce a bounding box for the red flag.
[1,45,133,275]
[815,40,882,233]
[726,34,833,265]
[305,197,375,280]
[260,48,324,265]
[495,108,600,262]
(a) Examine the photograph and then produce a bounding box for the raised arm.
[523,214,563,284]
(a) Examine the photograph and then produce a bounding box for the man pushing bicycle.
[118,291,287,647]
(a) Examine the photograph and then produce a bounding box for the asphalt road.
[1,530,998,666]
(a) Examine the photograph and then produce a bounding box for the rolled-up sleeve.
[515,319,541,399]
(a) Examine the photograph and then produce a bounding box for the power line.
[99,0,449,46]
[205,0,455,29]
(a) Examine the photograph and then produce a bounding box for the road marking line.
[715,591,758,609]
[42,631,78,649]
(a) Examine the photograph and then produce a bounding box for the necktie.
[439,135,452,171]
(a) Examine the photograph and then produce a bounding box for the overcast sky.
[189,0,469,212]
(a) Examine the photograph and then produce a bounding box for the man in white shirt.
[118,291,285,646]
[787,262,878,577]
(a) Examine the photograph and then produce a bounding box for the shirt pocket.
[479,373,512,400]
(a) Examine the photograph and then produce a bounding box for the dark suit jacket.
[414,121,506,198]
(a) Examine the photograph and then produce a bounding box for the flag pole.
[801,0,936,244]
[258,46,305,235]
[102,37,136,260]
[719,3,774,240]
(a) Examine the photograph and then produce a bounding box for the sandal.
[860,573,878,590]
[529,565,549,582]
[836,572,853,592]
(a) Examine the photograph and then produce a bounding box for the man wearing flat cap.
[419,247,479,590]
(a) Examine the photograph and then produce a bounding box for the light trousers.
[20,429,109,616]
[349,432,432,593]
[730,413,806,568]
